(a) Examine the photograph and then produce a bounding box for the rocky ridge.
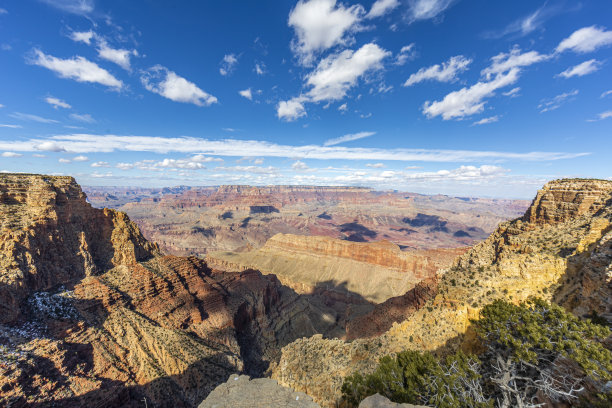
[270,179,612,407]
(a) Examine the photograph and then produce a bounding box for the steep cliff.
[0,174,159,323]
[271,179,612,407]
[0,175,340,407]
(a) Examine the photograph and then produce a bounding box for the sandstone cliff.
[270,179,612,407]
[0,174,159,323]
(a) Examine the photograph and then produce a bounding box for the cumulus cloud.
[2,152,22,158]
[10,112,59,123]
[395,44,416,65]
[239,88,253,100]
[556,26,612,54]
[538,89,578,113]
[367,0,399,18]
[141,65,217,106]
[404,55,471,86]
[324,131,375,146]
[58,158,71,163]
[558,59,601,78]
[0,133,589,162]
[91,161,110,167]
[97,40,138,70]
[278,43,389,120]
[72,155,89,162]
[406,0,456,23]
[29,49,123,89]
[45,96,71,109]
[69,113,96,123]
[423,68,520,120]
[472,115,500,126]
[288,0,365,65]
[277,97,307,121]
[219,54,238,76]
[292,160,310,171]
[404,165,509,181]
[366,162,385,168]
[337,103,348,112]
[481,46,549,79]
[70,30,95,45]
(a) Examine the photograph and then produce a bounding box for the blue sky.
[0,0,611,198]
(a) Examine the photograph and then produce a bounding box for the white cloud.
[395,44,416,65]
[588,110,612,122]
[538,89,578,113]
[472,115,500,126]
[404,55,471,86]
[141,65,217,106]
[323,131,376,146]
[292,160,310,171]
[0,124,22,128]
[404,165,509,181]
[10,112,59,123]
[91,161,110,167]
[97,40,137,70]
[91,171,113,178]
[255,63,266,75]
[72,155,89,162]
[423,68,520,120]
[278,42,390,120]
[481,46,549,79]
[40,0,94,15]
[503,87,521,97]
[69,113,96,123]
[2,152,22,158]
[558,59,601,78]
[0,8,7,14]
[337,103,348,112]
[239,88,253,100]
[484,4,561,39]
[69,30,95,45]
[29,49,123,89]
[601,90,612,98]
[219,54,238,76]
[366,162,385,168]
[45,96,71,109]
[0,133,589,162]
[32,154,46,158]
[367,0,399,18]
[277,97,307,121]
[556,26,612,54]
[288,0,365,65]
[406,0,456,23]
[59,158,71,163]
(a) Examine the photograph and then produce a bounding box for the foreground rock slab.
[198,375,319,408]
[359,394,430,407]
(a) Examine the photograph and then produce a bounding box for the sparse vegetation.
[342,299,612,407]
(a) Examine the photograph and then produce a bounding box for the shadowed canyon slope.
[207,234,464,303]
[84,185,529,257]
[270,179,612,407]
[0,175,347,407]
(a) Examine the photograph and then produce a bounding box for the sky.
[0,0,611,198]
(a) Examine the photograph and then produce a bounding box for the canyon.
[1,175,609,407]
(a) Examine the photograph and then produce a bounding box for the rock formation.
[0,174,340,407]
[207,234,465,304]
[83,185,528,257]
[270,179,612,407]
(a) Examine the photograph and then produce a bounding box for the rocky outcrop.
[359,394,429,408]
[198,375,319,408]
[271,179,612,407]
[0,174,159,323]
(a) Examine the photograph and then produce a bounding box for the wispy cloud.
[483,3,563,39]
[28,49,123,89]
[472,115,500,126]
[0,133,590,162]
[45,96,71,109]
[406,0,457,24]
[404,55,471,86]
[0,124,22,128]
[219,54,238,76]
[10,112,59,123]
[69,113,96,123]
[323,131,375,146]
[557,59,601,78]
[1,152,22,158]
[39,0,94,15]
[538,89,578,113]
[367,0,399,19]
